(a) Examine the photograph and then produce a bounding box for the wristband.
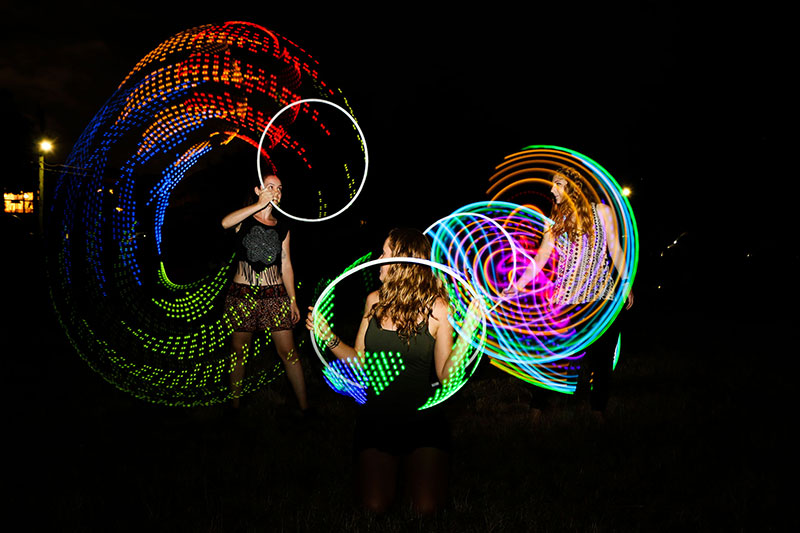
[326,336,341,349]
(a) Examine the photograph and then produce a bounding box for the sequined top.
[551,203,614,305]
[234,216,290,285]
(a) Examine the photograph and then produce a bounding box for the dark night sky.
[1,1,792,303]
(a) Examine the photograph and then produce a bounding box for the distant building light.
[4,192,35,214]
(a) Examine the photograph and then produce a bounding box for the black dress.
[353,317,451,456]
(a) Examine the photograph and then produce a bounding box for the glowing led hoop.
[256,98,368,222]
[476,145,638,390]
[425,198,632,393]
[310,257,487,408]
[424,208,539,306]
[508,145,638,327]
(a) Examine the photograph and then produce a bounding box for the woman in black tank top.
[306,228,481,514]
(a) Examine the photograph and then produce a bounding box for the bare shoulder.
[595,203,615,227]
[595,202,612,217]
[428,297,451,338]
[365,290,380,307]
[431,296,450,321]
[361,290,380,322]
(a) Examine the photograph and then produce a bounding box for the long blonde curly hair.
[369,228,447,342]
[549,166,595,241]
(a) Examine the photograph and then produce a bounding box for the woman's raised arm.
[221,187,273,229]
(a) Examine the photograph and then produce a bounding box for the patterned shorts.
[225,283,294,333]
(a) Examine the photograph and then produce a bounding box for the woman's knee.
[230,332,252,354]
[407,447,448,514]
[361,492,392,514]
[272,331,298,362]
[358,449,398,513]
[411,494,442,515]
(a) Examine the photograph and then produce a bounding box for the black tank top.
[362,316,437,413]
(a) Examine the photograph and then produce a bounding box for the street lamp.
[38,139,53,234]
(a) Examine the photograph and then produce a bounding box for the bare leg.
[358,448,399,513]
[406,447,449,515]
[271,329,309,410]
[230,331,253,408]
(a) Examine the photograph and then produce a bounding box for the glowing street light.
[38,139,54,234]
[621,186,632,197]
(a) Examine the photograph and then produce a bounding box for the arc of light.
[424,206,537,298]
[256,98,368,222]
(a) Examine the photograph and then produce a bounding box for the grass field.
[14,308,781,532]
[5,221,784,531]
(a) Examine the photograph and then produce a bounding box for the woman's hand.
[502,282,519,296]
[625,290,634,310]
[290,300,301,324]
[306,306,336,344]
[255,185,274,209]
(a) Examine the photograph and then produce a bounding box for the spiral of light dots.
[310,256,487,410]
[425,201,586,393]
[483,145,638,390]
[45,22,359,406]
[256,98,368,222]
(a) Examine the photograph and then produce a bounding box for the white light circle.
[310,257,488,390]
[256,98,369,222]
